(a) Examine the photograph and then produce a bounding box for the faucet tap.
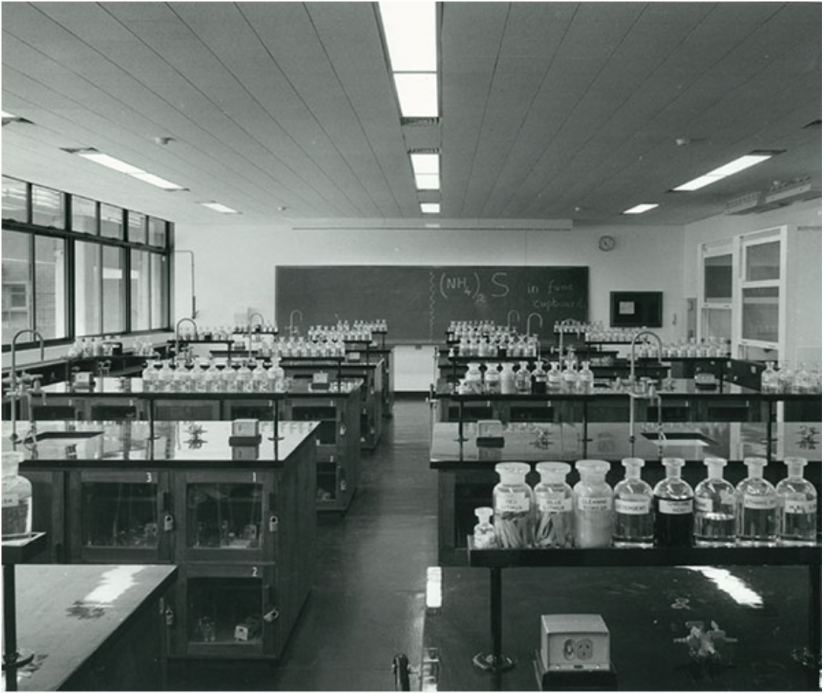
[288,309,303,337]
[175,317,199,365]
[247,311,266,362]
[506,310,520,331]
[629,330,663,386]
[9,329,45,443]
[627,330,663,456]
[557,318,576,365]
[526,312,543,338]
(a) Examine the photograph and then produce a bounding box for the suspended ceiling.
[1,2,821,227]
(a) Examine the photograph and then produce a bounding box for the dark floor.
[171,400,820,692]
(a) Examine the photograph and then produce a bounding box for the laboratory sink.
[29,430,103,441]
[640,431,716,446]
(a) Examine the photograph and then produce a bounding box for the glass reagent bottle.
[473,507,498,549]
[653,457,694,547]
[694,457,736,545]
[613,458,653,546]
[492,463,533,549]
[777,457,817,545]
[573,459,613,548]
[736,457,777,545]
[533,462,574,548]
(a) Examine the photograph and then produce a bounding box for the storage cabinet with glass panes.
[11,419,320,661]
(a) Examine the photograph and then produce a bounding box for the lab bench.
[429,420,822,567]
[4,564,177,690]
[33,377,364,512]
[7,419,318,661]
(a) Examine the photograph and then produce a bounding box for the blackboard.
[275,266,588,342]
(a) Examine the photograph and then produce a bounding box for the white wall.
[682,198,822,365]
[174,221,686,390]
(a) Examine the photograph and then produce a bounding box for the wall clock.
[598,235,616,252]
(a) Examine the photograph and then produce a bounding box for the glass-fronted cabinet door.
[176,470,276,563]
[68,469,172,563]
[733,227,786,361]
[177,563,277,658]
[698,240,733,349]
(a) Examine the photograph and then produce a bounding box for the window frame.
[2,175,174,351]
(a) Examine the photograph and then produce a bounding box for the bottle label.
[615,498,650,515]
[538,494,573,513]
[743,495,777,510]
[784,499,816,514]
[495,494,530,513]
[695,497,713,513]
[658,499,692,515]
[720,492,736,507]
[577,496,612,512]
[2,494,19,508]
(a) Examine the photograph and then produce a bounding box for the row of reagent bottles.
[475,456,817,550]
[456,361,594,395]
[142,358,286,393]
[761,361,821,394]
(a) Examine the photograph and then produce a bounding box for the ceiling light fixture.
[673,152,779,192]
[415,173,440,190]
[420,202,440,214]
[394,73,439,118]
[130,172,186,190]
[623,203,659,214]
[378,2,436,72]
[410,152,439,175]
[199,202,240,214]
[69,148,185,190]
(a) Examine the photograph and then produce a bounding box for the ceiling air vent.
[401,117,441,127]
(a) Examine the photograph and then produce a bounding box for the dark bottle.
[532,361,548,395]
[653,457,694,548]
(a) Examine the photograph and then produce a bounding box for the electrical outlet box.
[540,614,610,672]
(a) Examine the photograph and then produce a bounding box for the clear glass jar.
[3,452,32,538]
[577,362,594,394]
[736,457,777,545]
[776,457,817,545]
[546,362,562,392]
[653,457,694,548]
[694,457,736,545]
[142,361,158,392]
[613,458,653,546]
[172,364,191,393]
[473,507,498,549]
[464,362,483,395]
[492,462,533,548]
[573,459,613,548]
[268,358,285,393]
[499,363,516,395]
[515,362,532,394]
[533,462,574,548]
[485,363,501,395]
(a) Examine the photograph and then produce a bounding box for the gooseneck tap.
[7,329,45,443]
[506,309,520,331]
[175,317,199,365]
[557,318,577,365]
[247,311,266,362]
[628,330,664,456]
[288,309,303,337]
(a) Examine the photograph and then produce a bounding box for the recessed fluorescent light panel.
[78,152,144,175]
[420,203,440,214]
[415,173,440,190]
[673,153,775,192]
[411,153,439,175]
[378,2,436,72]
[200,202,240,214]
[130,172,185,190]
[1,110,16,118]
[623,203,659,214]
[394,73,439,118]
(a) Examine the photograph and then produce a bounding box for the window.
[151,253,169,329]
[34,236,67,340]
[128,211,147,244]
[32,186,64,229]
[102,246,125,333]
[3,177,172,346]
[75,241,101,336]
[131,250,151,331]
[2,177,28,222]
[148,217,167,248]
[72,197,97,234]
[100,203,123,240]
[2,230,32,336]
